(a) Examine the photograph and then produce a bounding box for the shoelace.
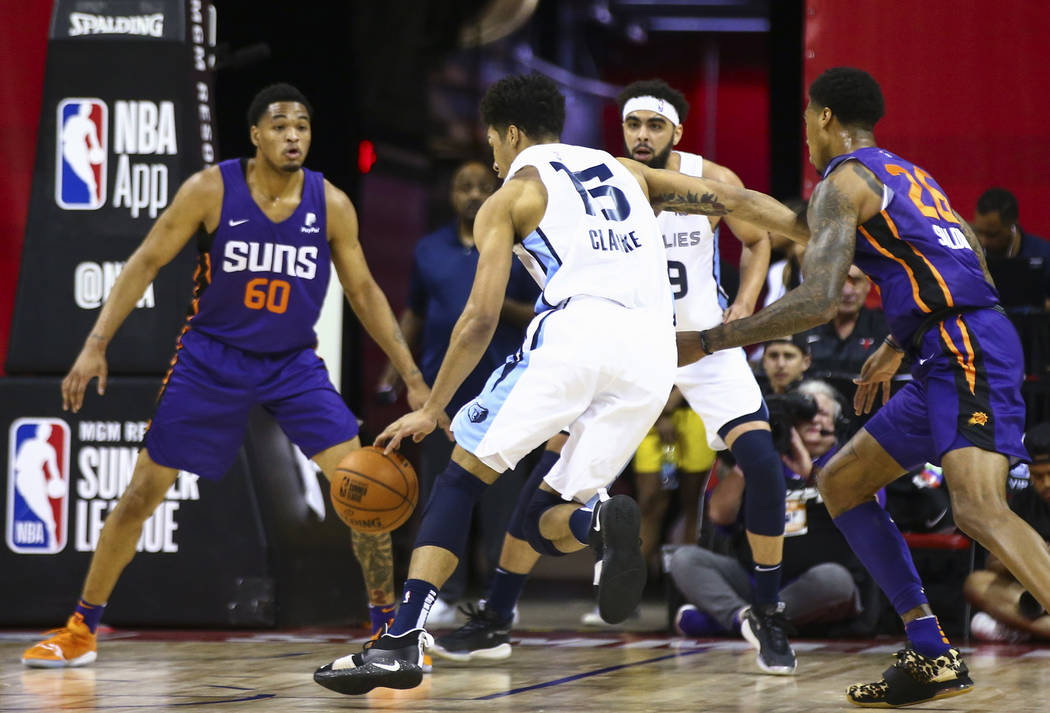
[455,602,502,633]
[361,628,434,659]
[758,609,795,651]
[892,647,952,682]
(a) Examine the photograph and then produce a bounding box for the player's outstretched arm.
[620,157,809,243]
[326,182,429,410]
[681,164,870,364]
[375,183,520,453]
[702,161,772,322]
[61,167,220,412]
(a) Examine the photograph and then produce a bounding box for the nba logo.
[6,418,71,554]
[55,98,107,210]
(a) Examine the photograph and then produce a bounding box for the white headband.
[622,96,680,126]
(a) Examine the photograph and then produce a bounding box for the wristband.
[699,330,712,355]
[884,336,905,353]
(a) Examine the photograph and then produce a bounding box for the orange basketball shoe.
[22,614,98,668]
[371,619,432,674]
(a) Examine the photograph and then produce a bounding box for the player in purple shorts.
[22,83,430,669]
[681,67,1050,707]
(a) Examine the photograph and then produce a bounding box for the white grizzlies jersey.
[658,151,729,331]
[506,143,673,318]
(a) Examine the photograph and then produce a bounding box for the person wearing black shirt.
[797,265,888,378]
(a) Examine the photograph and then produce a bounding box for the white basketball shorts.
[452,296,676,502]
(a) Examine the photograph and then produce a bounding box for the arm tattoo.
[703,178,857,351]
[351,530,394,604]
[850,161,884,198]
[954,210,995,286]
[652,190,731,216]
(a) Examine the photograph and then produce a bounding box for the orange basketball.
[330,446,418,533]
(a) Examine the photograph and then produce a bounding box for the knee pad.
[413,461,488,555]
[521,488,569,557]
[729,429,786,537]
[506,448,560,541]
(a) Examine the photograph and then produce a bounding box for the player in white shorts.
[431,79,799,676]
[622,80,795,674]
[313,73,805,696]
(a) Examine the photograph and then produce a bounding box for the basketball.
[329,446,418,533]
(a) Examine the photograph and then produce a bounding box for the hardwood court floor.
[3,602,1049,712]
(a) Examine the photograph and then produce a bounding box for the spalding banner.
[6,0,218,373]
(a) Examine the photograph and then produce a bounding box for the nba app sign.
[54,96,177,218]
[55,98,107,210]
[6,418,71,554]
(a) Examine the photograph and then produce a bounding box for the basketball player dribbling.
[21,83,429,668]
[432,78,797,675]
[312,72,807,696]
[683,67,1050,707]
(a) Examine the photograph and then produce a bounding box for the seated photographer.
[964,422,1050,642]
[670,380,876,637]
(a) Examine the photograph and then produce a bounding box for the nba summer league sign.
[5,416,201,556]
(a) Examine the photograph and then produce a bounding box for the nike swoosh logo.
[591,512,601,532]
[228,218,249,227]
[373,660,401,672]
[40,643,62,657]
[924,507,949,530]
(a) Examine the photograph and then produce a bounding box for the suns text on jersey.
[222,241,318,279]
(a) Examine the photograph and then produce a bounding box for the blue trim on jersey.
[451,304,559,455]
[522,228,563,313]
[535,227,562,265]
[712,224,729,310]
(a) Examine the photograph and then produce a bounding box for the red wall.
[602,34,771,266]
[0,3,51,374]
[804,1,1050,234]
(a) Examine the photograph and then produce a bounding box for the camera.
[765,392,818,455]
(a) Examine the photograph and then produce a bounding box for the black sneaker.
[313,627,432,695]
[740,603,797,675]
[430,602,513,662]
[589,495,646,625]
[846,646,973,707]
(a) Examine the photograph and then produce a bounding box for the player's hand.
[404,381,431,412]
[62,346,108,413]
[676,331,708,367]
[374,405,448,453]
[852,341,904,415]
[722,302,754,323]
[780,426,813,478]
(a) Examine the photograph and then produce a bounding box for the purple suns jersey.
[186,159,331,353]
[822,147,999,344]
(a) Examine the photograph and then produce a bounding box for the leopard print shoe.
[846,647,973,707]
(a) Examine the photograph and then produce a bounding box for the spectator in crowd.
[632,388,717,572]
[797,265,888,377]
[973,187,1050,308]
[759,335,811,395]
[670,380,875,638]
[964,422,1050,642]
[762,199,807,309]
[376,160,539,624]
